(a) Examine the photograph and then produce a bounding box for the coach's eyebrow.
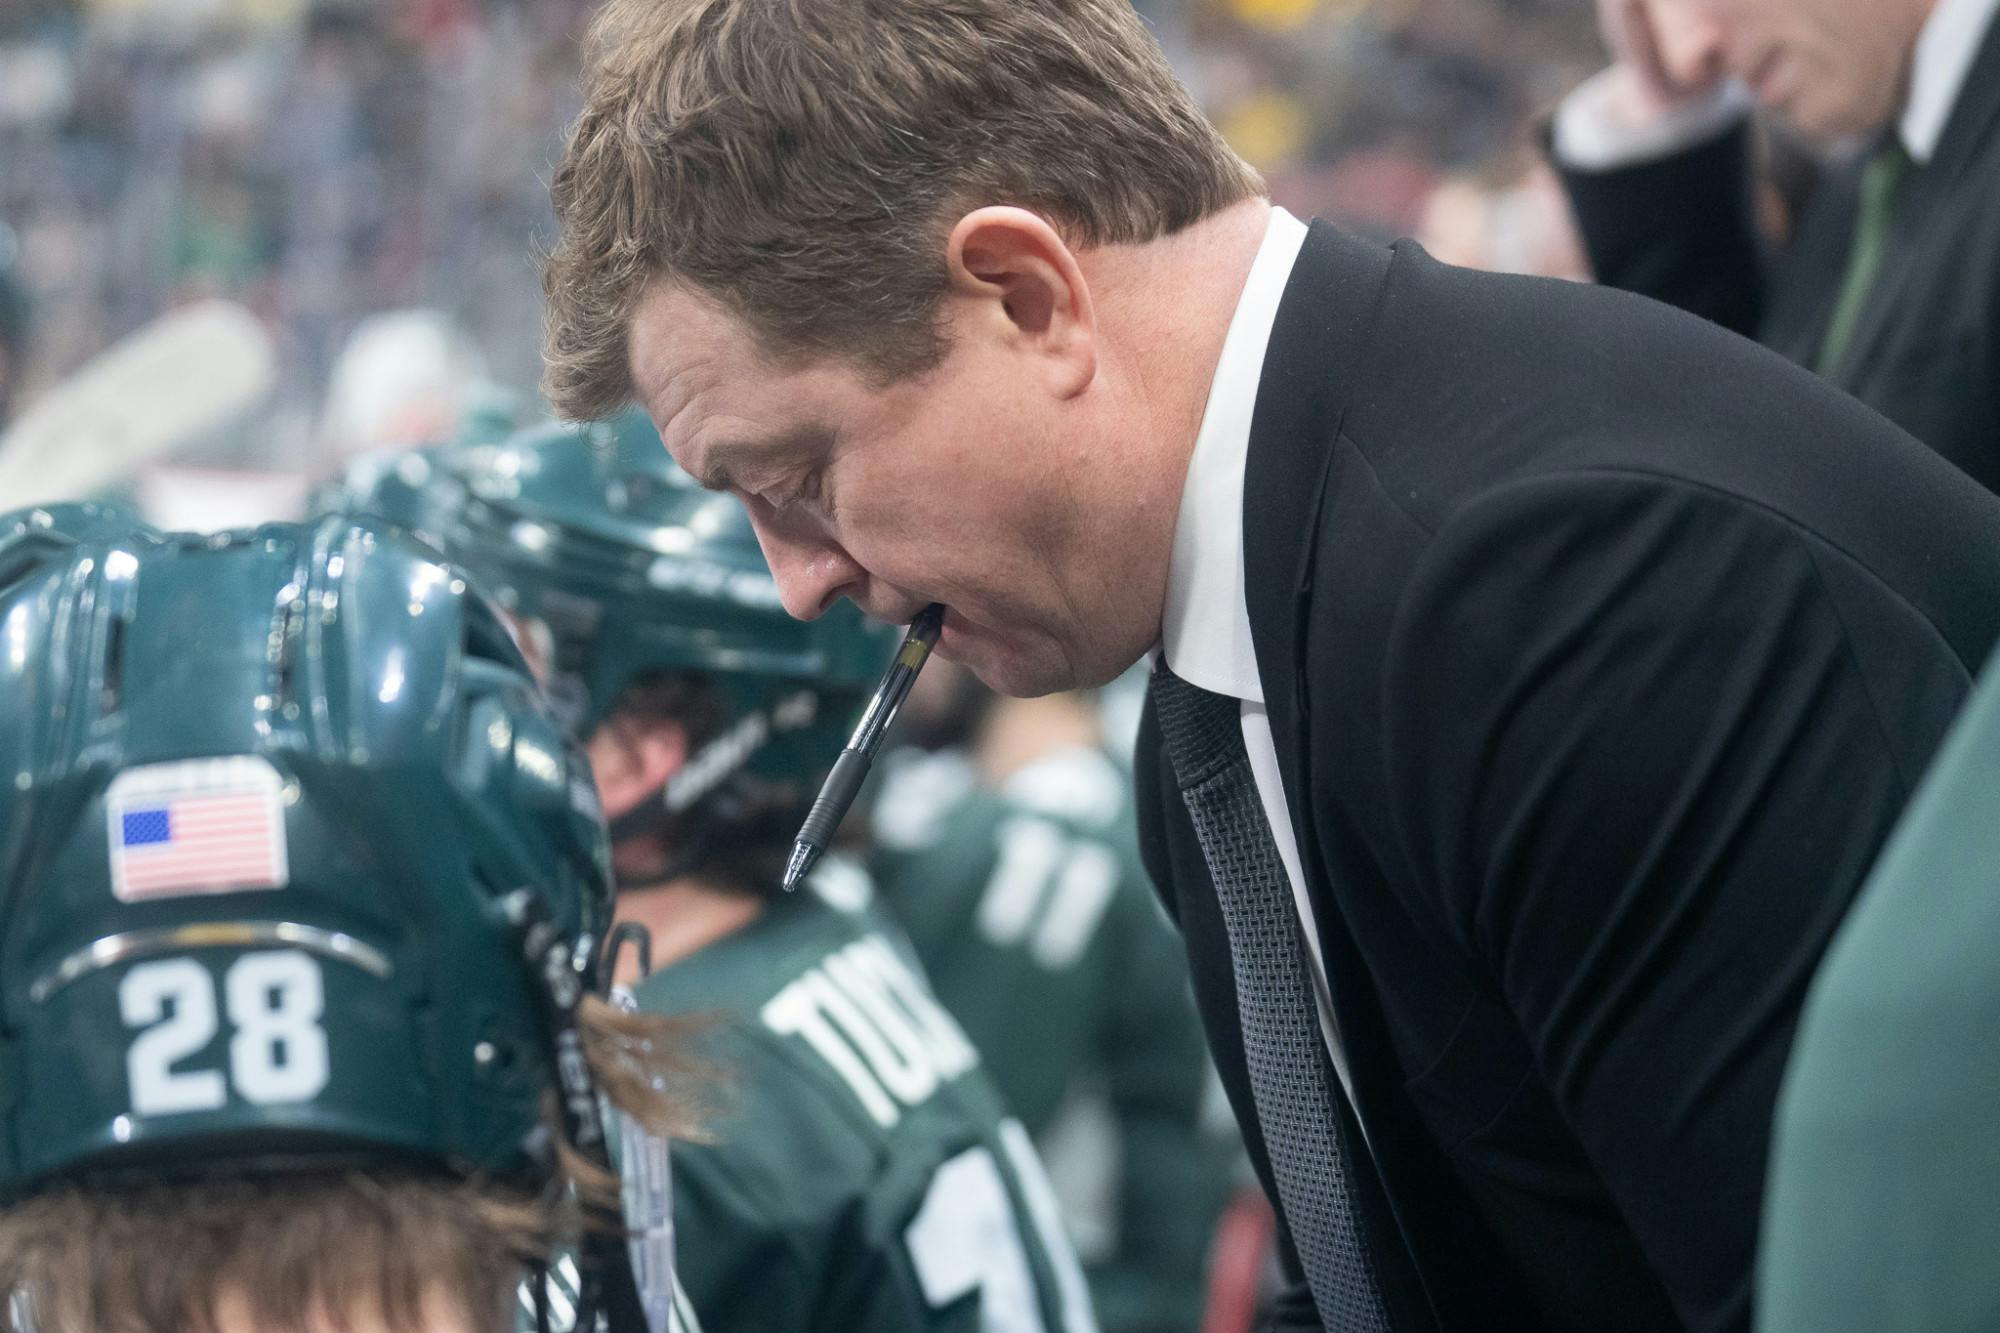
[691,424,835,493]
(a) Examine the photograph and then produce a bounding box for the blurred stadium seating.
[0,0,1597,476]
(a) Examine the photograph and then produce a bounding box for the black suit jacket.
[1556,17,2000,495]
[1134,223,2000,1333]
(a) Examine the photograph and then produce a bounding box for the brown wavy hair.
[542,0,1262,421]
[0,997,708,1333]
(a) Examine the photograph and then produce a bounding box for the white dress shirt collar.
[1158,206,1311,704]
[1902,0,2000,162]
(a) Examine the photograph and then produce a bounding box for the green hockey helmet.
[0,513,616,1196]
[0,501,154,576]
[309,444,473,554]
[439,409,895,824]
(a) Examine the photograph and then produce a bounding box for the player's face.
[583,709,683,822]
[628,283,1171,698]
[1646,0,1923,139]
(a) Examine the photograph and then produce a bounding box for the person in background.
[318,309,504,464]
[1551,0,2000,491]
[871,663,1241,1333]
[0,506,693,1333]
[1415,160,1591,280]
[335,416,1104,1333]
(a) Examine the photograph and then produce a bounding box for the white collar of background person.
[1901,0,2000,161]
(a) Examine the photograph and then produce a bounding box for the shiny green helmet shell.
[439,409,895,813]
[310,445,472,554]
[0,512,613,1195]
[0,501,155,577]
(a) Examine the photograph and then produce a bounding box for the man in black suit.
[541,2,2000,1329]
[1552,0,2000,492]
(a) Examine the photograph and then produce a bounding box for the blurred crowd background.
[0,0,1602,492]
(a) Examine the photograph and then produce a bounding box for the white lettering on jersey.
[760,934,982,1128]
[806,968,938,1109]
[761,978,902,1128]
[843,935,979,1079]
[906,1144,1045,1330]
[820,953,941,1106]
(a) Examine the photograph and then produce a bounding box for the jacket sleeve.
[1379,471,1968,1332]
[1554,121,1767,336]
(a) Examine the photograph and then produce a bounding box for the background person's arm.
[1550,0,1766,332]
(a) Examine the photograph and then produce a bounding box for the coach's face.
[630,210,1177,698]
[1645,0,1927,139]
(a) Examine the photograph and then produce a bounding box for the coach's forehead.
[628,285,748,416]
[629,285,767,479]
[627,282,849,491]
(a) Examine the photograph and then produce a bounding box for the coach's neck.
[1080,194,1275,507]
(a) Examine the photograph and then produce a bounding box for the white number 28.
[119,949,331,1117]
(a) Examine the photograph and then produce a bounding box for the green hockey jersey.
[869,746,1238,1333]
[632,884,1099,1333]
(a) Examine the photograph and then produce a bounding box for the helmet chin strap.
[606,764,766,893]
[606,783,709,892]
[504,890,658,1333]
[606,783,676,856]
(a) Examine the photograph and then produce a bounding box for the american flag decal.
[106,756,290,902]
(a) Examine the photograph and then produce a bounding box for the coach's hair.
[542,0,1263,420]
[0,997,706,1333]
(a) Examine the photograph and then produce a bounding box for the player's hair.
[0,997,705,1333]
[542,0,1263,420]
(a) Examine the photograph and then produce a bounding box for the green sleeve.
[1759,651,2000,1332]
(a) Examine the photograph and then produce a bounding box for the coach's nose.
[741,504,866,621]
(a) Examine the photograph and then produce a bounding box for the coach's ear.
[944,206,1097,399]
[584,714,688,822]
